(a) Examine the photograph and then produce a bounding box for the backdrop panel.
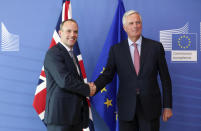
[0,0,200,131]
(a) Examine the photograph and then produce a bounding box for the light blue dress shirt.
[128,36,142,64]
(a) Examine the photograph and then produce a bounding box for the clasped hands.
[88,82,96,96]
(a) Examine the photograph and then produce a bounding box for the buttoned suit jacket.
[94,37,172,121]
[44,43,90,128]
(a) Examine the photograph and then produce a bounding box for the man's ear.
[58,30,62,36]
[123,25,126,32]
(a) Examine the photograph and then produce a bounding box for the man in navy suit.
[44,19,96,131]
[91,10,173,131]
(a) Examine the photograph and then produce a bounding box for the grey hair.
[122,10,142,25]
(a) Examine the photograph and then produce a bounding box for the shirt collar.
[128,36,142,47]
[60,41,72,52]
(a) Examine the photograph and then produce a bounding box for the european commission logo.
[160,23,198,62]
[172,34,196,50]
[1,22,19,51]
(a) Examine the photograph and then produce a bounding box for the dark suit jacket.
[44,43,90,128]
[95,37,172,121]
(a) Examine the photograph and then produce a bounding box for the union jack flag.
[32,0,94,130]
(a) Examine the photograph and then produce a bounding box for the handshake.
[88,82,96,96]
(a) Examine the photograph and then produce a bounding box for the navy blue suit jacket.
[95,37,172,121]
[44,43,90,128]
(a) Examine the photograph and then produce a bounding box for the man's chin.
[69,43,76,48]
[67,41,76,45]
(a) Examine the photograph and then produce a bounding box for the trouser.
[119,95,160,131]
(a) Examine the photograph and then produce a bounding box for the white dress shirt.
[60,42,80,75]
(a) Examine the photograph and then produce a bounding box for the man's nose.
[70,32,76,36]
[133,22,138,27]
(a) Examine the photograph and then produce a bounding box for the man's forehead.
[127,14,140,19]
[126,15,141,22]
[63,21,77,26]
[63,22,78,30]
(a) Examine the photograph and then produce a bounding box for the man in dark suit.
[91,10,173,131]
[44,19,96,131]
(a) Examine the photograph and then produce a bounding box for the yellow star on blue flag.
[172,34,196,50]
[104,98,112,108]
[90,0,127,131]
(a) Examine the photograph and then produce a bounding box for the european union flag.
[172,34,196,50]
[90,0,127,131]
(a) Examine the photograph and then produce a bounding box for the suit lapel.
[58,43,72,60]
[58,43,81,78]
[122,37,149,77]
[139,37,149,75]
[122,40,137,76]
